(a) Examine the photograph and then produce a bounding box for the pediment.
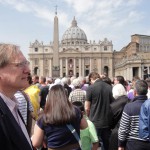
[31,40,41,47]
[101,38,112,45]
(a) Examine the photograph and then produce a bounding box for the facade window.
[76,73,79,77]
[69,59,73,68]
[104,66,108,76]
[76,59,79,66]
[34,67,38,75]
[76,48,79,50]
[94,59,97,65]
[45,49,48,52]
[63,73,66,77]
[94,48,97,51]
[63,48,65,51]
[104,46,107,51]
[35,48,38,52]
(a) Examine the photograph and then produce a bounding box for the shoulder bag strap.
[66,124,81,148]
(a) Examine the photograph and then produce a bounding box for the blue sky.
[0,0,150,57]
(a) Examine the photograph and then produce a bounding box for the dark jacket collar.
[132,95,147,102]
[0,96,33,150]
[94,78,101,83]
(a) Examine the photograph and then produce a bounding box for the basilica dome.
[61,17,87,45]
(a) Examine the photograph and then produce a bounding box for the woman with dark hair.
[112,76,127,99]
[31,84,87,150]
[113,76,126,86]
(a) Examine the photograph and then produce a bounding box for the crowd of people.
[0,43,150,150]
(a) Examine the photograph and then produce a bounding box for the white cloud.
[0,0,148,53]
[0,0,30,12]
[0,0,54,22]
[64,0,96,13]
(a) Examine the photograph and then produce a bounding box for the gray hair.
[134,80,148,95]
[0,43,21,68]
[61,77,69,85]
[72,78,81,88]
[78,76,85,83]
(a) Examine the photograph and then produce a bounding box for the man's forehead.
[10,52,26,62]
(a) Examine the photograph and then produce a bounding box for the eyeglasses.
[9,60,30,68]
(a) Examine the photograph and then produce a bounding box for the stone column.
[147,66,149,75]
[139,66,142,79]
[127,67,132,81]
[79,58,82,76]
[74,58,76,76]
[66,58,68,76]
[90,58,92,73]
[60,58,63,77]
[39,58,44,76]
[97,58,100,75]
[29,58,33,75]
[49,59,52,77]
[109,58,113,79]
[82,58,85,76]
[126,67,130,80]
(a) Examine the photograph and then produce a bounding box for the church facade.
[28,14,150,81]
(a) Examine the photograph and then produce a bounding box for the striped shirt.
[14,91,33,125]
[118,95,148,147]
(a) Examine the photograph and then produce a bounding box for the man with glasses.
[0,43,33,150]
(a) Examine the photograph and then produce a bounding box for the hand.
[118,147,124,150]
[31,112,36,120]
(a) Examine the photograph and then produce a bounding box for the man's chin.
[19,83,29,90]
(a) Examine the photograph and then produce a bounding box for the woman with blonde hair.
[32,84,87,150]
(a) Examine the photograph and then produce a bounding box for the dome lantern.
[71,16,77,27]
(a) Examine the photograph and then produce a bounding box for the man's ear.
[133,89,137,96]
[90,78,94,84]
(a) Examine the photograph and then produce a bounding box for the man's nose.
[23,65,31,74]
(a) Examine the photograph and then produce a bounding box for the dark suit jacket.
[0,96,33,150]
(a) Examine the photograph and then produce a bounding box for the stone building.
[28,13,150,81]
[114,34,150,80]
[28,14,114,78]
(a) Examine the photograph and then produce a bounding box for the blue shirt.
[37,107,82,149]
[139,99,150,141]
